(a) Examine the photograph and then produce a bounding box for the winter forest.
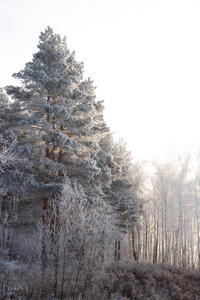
[1,27,200,299]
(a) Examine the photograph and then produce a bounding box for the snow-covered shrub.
[25,176,115,299]
[101,261,200,299]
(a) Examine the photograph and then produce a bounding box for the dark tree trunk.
[131,225,138,261]
[114,239,121,261]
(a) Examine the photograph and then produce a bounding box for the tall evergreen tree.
[5,27,109,208]
[4,26,112,260]
[2,28,139,263]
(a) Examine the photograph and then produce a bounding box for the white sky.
[1,0,200,161]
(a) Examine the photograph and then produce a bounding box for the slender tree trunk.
[161,209,165,263]
[61,246,67,300]
[153,218,158,263]
[1,197,5,249]
[190,220,194,269]
[174,222,180,266]
[41,127,51,284]
[54,247,59,299]
[197,219,200,269]
[137,222,141,261]
[164,195,168,263]
[41,223,47,298]
[145,219,148,261]
[118,240,121,261]
[131,225,138,261]
[114,239,121,261]
[41,198,48,278]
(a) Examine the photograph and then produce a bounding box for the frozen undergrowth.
[1,259,200,299]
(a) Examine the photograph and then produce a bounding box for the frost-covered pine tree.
[2,28,139,263]
[97,134,134,223]
[5,27,109,217]
[2,27,112,263]
[95,133,137,260]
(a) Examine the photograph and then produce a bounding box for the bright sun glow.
[1,0,200,161]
